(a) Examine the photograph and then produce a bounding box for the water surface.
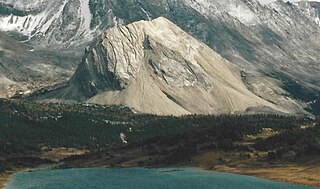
[6,167,318,189]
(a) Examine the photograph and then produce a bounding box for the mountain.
[33,17,291,115]
[183,0,320,111]
[0,0,94,49]
[1,0,222,98]
[1,0,320,114]
[0,31,75,98]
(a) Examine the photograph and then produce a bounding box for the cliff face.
[38,17,287,115]
[1,0,320,114]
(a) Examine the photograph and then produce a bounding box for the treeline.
[141,115,315,164]
[0,99,315,171]
[62,113,316,167]
[255,118,320,160]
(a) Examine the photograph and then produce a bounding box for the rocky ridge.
[35,17,289,115]
[0,0,320,114]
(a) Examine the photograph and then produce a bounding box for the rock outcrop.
[37,17,286,115]
[1,0,320,114]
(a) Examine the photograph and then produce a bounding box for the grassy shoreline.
[0,100,318,188]
[1,161,319,188]
[0,169,25,189]
[189,150,320,187]
[0,147,88,189]
[0,172,10,189]
[196,157,320,187]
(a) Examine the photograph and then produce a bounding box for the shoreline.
[210,165,320,188]
[191,151,320,187]
[0,168,31,189]
[0,172,11,189]
[0,168,30,189]
[144,163,320,187]
[1,163,319,189]
[0,169,21,189]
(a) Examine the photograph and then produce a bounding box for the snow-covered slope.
[0,0,96,49]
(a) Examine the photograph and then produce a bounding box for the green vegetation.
[0,99,308,154]
[255,118,320,160]
[0,99,315,172]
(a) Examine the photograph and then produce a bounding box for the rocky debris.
[0,0,319,114]
[36,17,289,116]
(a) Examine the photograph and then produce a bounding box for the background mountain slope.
[0,31,74,98]
[0,0,319,114]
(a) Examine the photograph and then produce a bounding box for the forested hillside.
[0,99,315,173]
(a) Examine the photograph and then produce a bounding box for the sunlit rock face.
[36,17,291,116]
[0,0,320,114]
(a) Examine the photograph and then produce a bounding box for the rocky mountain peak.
[36,17,287,116]
[1,0,319,115]
[77,17,214,92]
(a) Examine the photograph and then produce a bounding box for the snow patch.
[0,0,69,40]
[227,4,257,25]
[140,6,151,21]
[0,0,96,47]
[79,0,93,34]
[183,0,258,26]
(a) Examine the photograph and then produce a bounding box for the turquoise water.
[5,167,318,189]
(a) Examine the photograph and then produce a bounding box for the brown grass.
[41,148,88,162]
[192,151,320,187]
[0,148,87,189]
[0,169,27,189]
[0,172,10,189]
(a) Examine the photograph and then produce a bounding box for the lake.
[5,167,319,189]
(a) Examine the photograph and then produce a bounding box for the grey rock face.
[182,0,320,113]
[0,31,74,97]
[1,0,319,114]
[37,17,290,115]
[0,0,94,49]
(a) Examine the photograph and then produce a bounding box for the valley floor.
[0,100,319,188]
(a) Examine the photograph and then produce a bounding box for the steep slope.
[1,0,320,113]
[0,0,212,52]
[0,0,94,49]
[35,17,286,115]
[182,0,320,112]
[0,31,73,98]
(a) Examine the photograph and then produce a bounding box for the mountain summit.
[1,0,320,115]
[36,17,285,115]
